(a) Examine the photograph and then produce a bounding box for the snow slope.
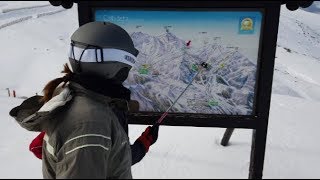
[273,47,320,101]
[273,6,320,102]
[0,3,77,97]
[278,7,320,60]
[0,1,50,14]
[0,2,320,179]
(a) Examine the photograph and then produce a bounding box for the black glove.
[137,123,160,152]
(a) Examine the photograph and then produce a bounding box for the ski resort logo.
[239,17,255,34]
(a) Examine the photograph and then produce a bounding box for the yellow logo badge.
[241,18,254,31]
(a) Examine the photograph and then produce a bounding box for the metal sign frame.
[76,1,281,179]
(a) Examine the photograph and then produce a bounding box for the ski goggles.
[69,42,137,67]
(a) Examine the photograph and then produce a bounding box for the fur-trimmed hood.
[9,82,139,132]
[9,87,72,132]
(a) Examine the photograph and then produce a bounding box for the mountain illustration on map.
[124,31,257,115]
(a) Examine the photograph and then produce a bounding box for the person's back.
[41,82,132,178]
[10,74,134,178]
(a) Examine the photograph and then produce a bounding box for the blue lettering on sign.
[125,55,135,64]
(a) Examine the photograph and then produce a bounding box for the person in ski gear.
[9,21,159,179]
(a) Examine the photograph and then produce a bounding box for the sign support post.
[249,4,280,178]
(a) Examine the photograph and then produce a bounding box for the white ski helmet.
[69,21,139,82]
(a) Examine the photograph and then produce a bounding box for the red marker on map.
[186,40,191,47]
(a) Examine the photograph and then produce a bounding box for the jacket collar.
[9,82,130,132]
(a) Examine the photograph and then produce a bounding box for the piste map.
[95,9,263,115]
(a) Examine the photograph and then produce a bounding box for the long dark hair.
[41,63,73,103]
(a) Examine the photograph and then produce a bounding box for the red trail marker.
[186,40,191,47]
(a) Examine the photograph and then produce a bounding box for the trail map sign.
[76,1,278,130]
[95,10,262,116]
[75,1,280,179]
[46,0,311,179]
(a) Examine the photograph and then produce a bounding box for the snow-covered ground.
[278,8,320,60]
[0,2,320,179]
[0,2,75,97]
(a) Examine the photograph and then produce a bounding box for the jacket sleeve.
[131,141,147,165]
[110,107,146,166]
[54,122,130,179]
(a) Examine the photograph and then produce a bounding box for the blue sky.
[95,10,262,33]
[95,10,263,62]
